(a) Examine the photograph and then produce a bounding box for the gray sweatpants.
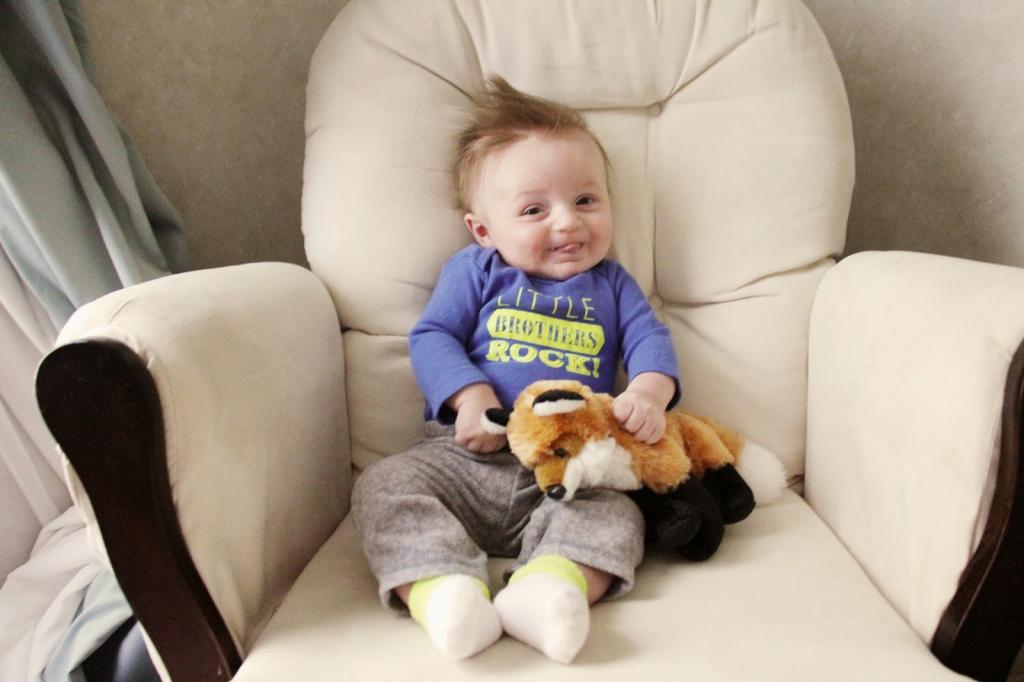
[352,423,645,611]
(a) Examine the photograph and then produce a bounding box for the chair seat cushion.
[234,491,963,680]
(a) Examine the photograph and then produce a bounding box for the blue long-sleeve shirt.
[409,245,680,421]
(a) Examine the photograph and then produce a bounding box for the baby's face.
[465,131,612,281]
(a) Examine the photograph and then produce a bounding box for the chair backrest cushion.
[303,0,854,478]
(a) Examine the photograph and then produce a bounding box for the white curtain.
[0,250,64,579]
[0,0,186,678]
[0,249,103,681]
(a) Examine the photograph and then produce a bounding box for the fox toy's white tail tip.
[737,442,787,506]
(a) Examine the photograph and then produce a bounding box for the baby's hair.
[454,75,609,212]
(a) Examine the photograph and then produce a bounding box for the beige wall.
[81,0,350,270]
[82,1,1024,271]
[804,0,1024,267]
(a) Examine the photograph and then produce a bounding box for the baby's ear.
[465,213,491,247]
[481,408,510,435]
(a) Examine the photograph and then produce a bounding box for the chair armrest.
[36,263,349,681]
[805,250,1024,680]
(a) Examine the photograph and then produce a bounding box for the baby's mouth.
[547,242,583,255]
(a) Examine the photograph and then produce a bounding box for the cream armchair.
[35,1,1024,680]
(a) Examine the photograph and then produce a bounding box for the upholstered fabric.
[806,251,1024,643]
[56,263,351,654]
[303,0,854,478]
[233,492,963,681]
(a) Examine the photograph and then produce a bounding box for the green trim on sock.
[407,575,491,626]
[508,555,588,596]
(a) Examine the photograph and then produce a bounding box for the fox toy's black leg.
[631,477,724,561]
[701,464,755,524]
[631,486,700,550]
[669,477,725,561]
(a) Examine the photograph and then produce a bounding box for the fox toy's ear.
[532,389,586,417]
[481,408,511,435]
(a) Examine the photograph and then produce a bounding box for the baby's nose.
[552,207,582,231]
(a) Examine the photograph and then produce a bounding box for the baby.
[352,76,680,663]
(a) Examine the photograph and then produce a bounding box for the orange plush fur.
[504,379,744,495]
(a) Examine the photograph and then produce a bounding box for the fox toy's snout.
[546,485,567,500]
[482,382,644,502]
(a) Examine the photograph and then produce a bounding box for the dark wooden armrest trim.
[36,340,241,681]
[932,338,1024,681]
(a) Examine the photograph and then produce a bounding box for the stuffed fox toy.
[482,379,785,502]
[483,379,786,560]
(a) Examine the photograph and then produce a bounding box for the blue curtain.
[0,1,186,679]
[0,0,186,330]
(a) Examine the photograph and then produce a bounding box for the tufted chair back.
[302,0,854,477]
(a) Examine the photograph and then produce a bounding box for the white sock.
[494,557,590,664]
[408,574,502,659]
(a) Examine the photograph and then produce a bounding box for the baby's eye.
[576,195,596,207]
[522,205,543,216]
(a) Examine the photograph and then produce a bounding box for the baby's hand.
[450,383,507,453]
[612,390,667,445]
